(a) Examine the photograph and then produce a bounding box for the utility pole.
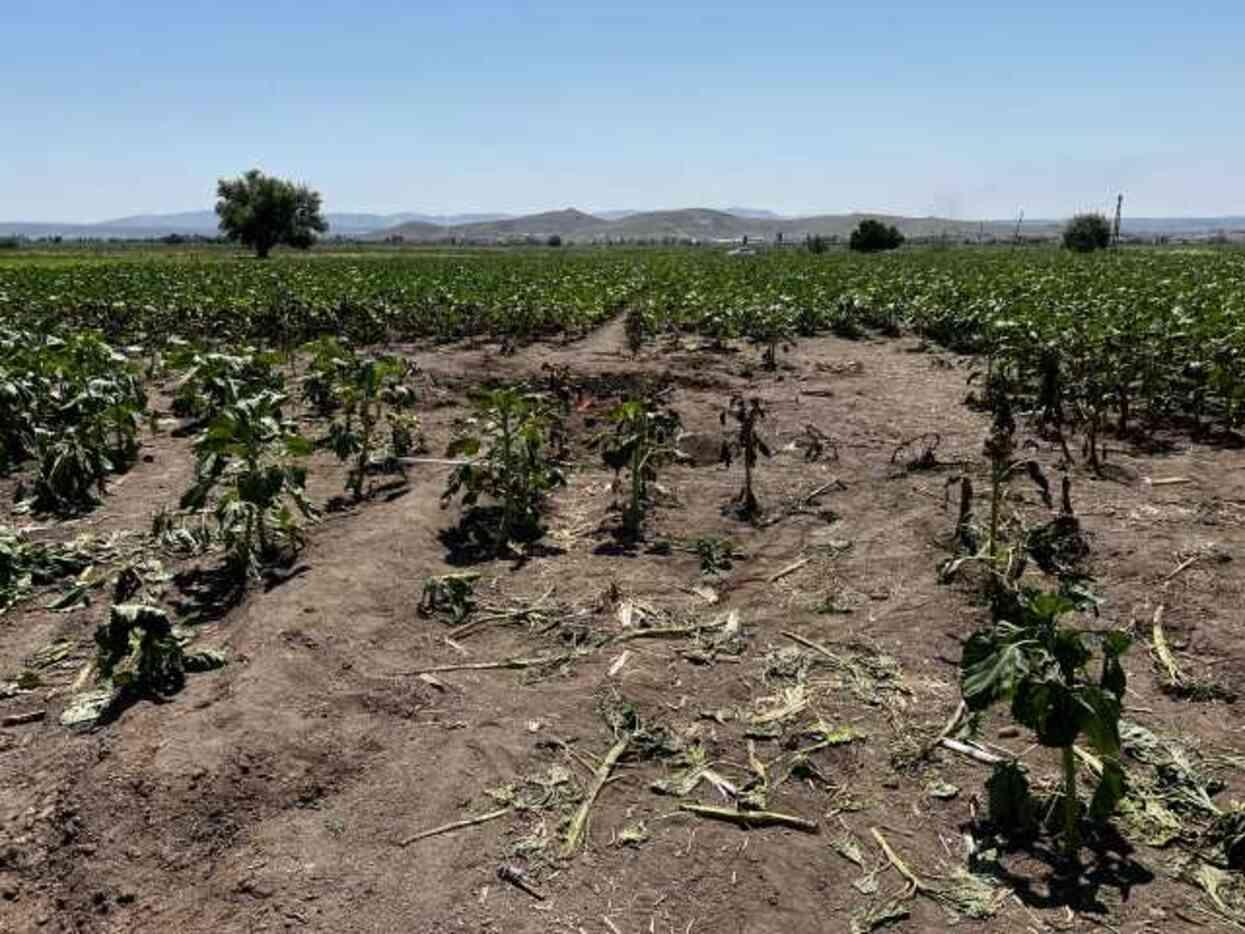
[1013,209,1024,246]
[1112,193,1123,247]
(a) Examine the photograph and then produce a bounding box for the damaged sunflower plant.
[960,588,1131,865]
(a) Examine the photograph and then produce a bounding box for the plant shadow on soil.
[437,506,566,568]
[980,824,1156,916]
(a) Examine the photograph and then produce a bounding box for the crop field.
[1,245,1244,933]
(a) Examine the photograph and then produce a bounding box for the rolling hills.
[4,207,1243,243]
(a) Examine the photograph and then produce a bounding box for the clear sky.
[4,0,1243,221]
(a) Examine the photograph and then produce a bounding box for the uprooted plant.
[0,525,93,613]
[443,388,566,554]
[595,395,681,540]
[721,396,771,520]
[58,602,227,728]
[180,390,317,583]
[961,587,1131,864]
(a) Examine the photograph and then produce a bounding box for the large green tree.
[1062,213,1112,253]
[848,218,904,253]
[215,170,327,259]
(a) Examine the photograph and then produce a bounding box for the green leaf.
[961,628,1031,711]
[284,435,314,457]
[1090,759,1127,820]
[1022,588,1078,625]
[1052,628,1091,679]
[1100,652,1130,702]
[1075,685,1122,759]
[446,437,480,458]
[1012,679,1081,748]
[1102,630,1131,657]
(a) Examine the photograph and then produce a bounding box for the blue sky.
[4,0,1243,221]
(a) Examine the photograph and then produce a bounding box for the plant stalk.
[1062,743,1079,863]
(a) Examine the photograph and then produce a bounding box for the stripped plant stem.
[679,803,818,833]
[561,734,631,857]
[398,807,511,847]
[402,649,588,677]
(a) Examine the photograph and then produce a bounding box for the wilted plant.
[961,588,1130,863]
[180,391,316,582]
[943,369,1054,588]
[419,573,479,624]
[168,344,285,424]
[443,388,565,553]
[624,306,647,356]
[0,526,92,613]
[385,411,427,461]
[95,602,186,699]
[596,396,681,539]
[0,330,147,511]
[800,424,838,462]
[300,335,352,416]
[721,396,771,519]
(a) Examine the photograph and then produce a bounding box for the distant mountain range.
[0,210,514,240]
[3,207,1243,242]
[372,209,1245,243]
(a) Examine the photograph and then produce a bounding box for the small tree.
[546,234,563,248]
[1062,214,1111,253]
[215,169,327,259]
[848,219,904,253]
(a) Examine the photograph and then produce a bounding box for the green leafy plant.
[720,396,771,519]
[442,388,565,553]
[169,345,285,424]
[300,335,352,416]
[180,391,316,582]
[0,330,147,510]
[690,536,736,575]
[748,303,796,370]
[596,397,682,539]
[961,589,1131,862]
[67,601,226,726]
[315,345,416,498]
